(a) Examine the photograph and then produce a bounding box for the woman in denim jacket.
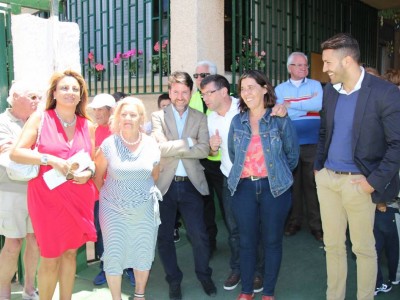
[227,70,299,300]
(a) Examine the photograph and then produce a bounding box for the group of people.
[0,32,399,300]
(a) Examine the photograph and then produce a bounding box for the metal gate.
[66,0,171,96]
[229,0,378,86]
[0,4,13,112]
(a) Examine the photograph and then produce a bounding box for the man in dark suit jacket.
[314,33,400,300]
[151,71,217,300]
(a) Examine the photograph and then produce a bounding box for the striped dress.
[99,134,161,274]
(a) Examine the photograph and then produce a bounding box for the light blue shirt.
[171,105,192,176]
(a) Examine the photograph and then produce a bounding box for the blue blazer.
[315,72,400,203]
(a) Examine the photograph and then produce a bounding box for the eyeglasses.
[289,64,309,68]
[201,88,221,98]
[193,73,210,79]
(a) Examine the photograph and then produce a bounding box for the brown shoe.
[311,230,323,242]
[284,224,301,236]
[253,275,263,293]
[223,272,241,290]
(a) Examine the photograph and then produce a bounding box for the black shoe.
[201,278,217,297]
[374,283,392,295]
[169,283,182,300]
[284,224,301,236]
[311,230,323,242]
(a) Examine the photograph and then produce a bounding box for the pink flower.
[260,50,266,56]
[95,63,105,71]
[88,52,94,61]
[113,57,121,64]
[113,52,122,64]
[138,50,143,55]
[122,50,132,59]
[154,41,160,52]
[162,39,168,49]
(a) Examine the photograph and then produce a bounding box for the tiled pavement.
[10,222,400,300]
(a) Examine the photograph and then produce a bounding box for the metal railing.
[66,0,170,96]
[0,4,13,112]
[229,0,378,87]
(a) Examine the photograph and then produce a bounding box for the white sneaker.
[391,279,400,285]
[374,283,392,296]
[22,290,39,300]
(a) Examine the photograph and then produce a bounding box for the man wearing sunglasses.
[275,52,324,242]
[190,60,217,113]
[189,61,223,258]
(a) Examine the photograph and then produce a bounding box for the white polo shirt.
[207,97,239,177]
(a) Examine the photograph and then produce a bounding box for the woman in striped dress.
[94,97,161,300]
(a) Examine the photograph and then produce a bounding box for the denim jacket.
[227,108,299,197]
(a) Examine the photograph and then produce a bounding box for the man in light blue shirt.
[151,71,217,300]
[275,52,323,241]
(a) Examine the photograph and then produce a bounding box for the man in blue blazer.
[314,33,400,300]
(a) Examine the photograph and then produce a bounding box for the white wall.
[11,14,80,91]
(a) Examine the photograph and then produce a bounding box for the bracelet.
[87,168,95,178]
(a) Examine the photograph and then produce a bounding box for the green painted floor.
[11,222,400,299]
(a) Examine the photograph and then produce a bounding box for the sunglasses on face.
[193,73,210,79]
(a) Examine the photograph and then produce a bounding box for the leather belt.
[329,169,361,175]
[174,176,189,182]
[244,176,267,181]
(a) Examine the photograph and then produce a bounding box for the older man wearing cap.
[89,93,116,152]
[87,94,132,287]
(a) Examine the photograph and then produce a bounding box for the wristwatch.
[41,154,48,166]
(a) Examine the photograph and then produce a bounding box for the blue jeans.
[232,177,291,295]
[157,180,212,284]
[374,207,400,286]
[222,176,265,276]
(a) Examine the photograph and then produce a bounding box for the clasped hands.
[52,157,91,184]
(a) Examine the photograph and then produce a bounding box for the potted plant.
[86,52,105,81]
[113,48,143,77]
[151,39,169,76]
[231,37,266,72]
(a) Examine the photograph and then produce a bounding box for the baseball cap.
[88,93,116,108]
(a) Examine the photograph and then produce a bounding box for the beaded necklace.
[119,131,142,146]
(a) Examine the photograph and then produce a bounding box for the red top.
[240,135,268,178]
[95,124,112,148]
[28,110,97,258]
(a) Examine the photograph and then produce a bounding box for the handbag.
[6,161,39,181]
[6,113,44,181]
